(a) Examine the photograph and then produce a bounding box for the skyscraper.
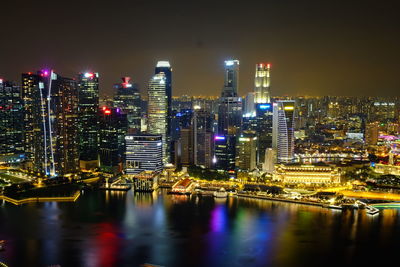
[99,107,128,174]
[77,72,99,169]
[22,70,79,177]
[273,100,295,163]
[221,60,239,97]
[0,79,23,157]
[155,61,172,162]
[254,63,271,103]
[193,109,214,168]
[113,77,141,133]
[147,73,168,163]
[236,133,257,171]
[125,134,163,175]
[214,135,236,175]
[256,103,273,165]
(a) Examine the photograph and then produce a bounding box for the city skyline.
[1,0,399,97]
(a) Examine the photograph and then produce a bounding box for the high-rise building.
[99,107,128,174]
[175,128,193,166]
[218,97,243,136]
[193,109,214,168]
[254,63,271,103]
[255,103,273,165]
[155,61,172,162]
[125,134,163,174]
[273,100,295,163]
[147,73,168,163]
[263,148,276,173]
[365,122,379,146]
[221,60,239,97]
[22,70,79,177]
[236,133,257,171]
[77,72,99,169]
[244,92,256,115]
[214,135,236,175]
[113,77,141,133]
[0,79,24,157]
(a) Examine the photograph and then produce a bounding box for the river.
[0,189,399,266]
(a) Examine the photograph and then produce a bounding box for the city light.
[215,136,225,140]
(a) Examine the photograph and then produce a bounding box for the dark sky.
[1,0,399,97]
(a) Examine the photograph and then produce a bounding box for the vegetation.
[188,165,230,181]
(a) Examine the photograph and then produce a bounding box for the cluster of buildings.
[1,60,399,185]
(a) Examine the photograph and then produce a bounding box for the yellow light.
[284,106,294,111]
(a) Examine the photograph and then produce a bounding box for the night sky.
[1,0,399,97]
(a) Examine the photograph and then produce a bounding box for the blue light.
[176,112,182,117]
[215,136,225,141]
[259,104,271,110]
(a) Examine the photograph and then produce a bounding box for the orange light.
[104,110,111,115]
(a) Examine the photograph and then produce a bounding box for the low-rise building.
[273,164,341,184]
[132,171,159,192]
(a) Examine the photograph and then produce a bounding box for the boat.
[213,188,228,198]
[325,204,343,210]
[366,206,380,215]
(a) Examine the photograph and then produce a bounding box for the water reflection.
[0,191,399,266]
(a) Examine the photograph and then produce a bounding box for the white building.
[273,100,295,163]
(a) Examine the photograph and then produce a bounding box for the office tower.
[254,63,271,103]
[77,72,99,169]
[214,135,236,175]
[263,148,276,173]
[125,134,163,174]
[155,61,172,162]
[218,97,243,135]
[256,103,273,165]
[236,133,257,171]
[221,60,239,97]
[99,107,128,174]
[193,109,214,168]
[0,79,24,157]
[273,100,295,163]
[147,73,168,163]
[365,122,379,145]
[22,70,79,176]
[113,77,141,133]
[175,128,193,166]
[244,92,256,115]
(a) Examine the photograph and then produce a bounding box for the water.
[0,190,400,267]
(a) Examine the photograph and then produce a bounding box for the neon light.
[156,61,171,68]
[284,106,294,110]
[47,70,56,176]
[215,136,225,140]
[104,110,111,115]
[0,79,3,83]
[259,104,271,109]
[225,60,239,66]
[84,72,94,78]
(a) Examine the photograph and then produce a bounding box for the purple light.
[116,108,120,113]
[215,136,225,141]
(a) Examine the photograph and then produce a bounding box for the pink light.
[267,63,271,68]
[102,106,107,111]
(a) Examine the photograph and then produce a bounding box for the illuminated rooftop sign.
[156,61,171,68]
[215,136,226,141]
[225,60,239,66]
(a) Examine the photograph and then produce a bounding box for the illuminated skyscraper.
[125,134,163,175]
[155,61,172,162]
[148,73,168,163]
[113,77,141,133]
[254,63,271,103]
[0,79,23,157]
[273,100,295,163]
[236,133,257,171]
[22,70,79,176]
[221,59,239,97]
[77,72,99,168]
[256,103,273,165]
[99,107,128,174]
